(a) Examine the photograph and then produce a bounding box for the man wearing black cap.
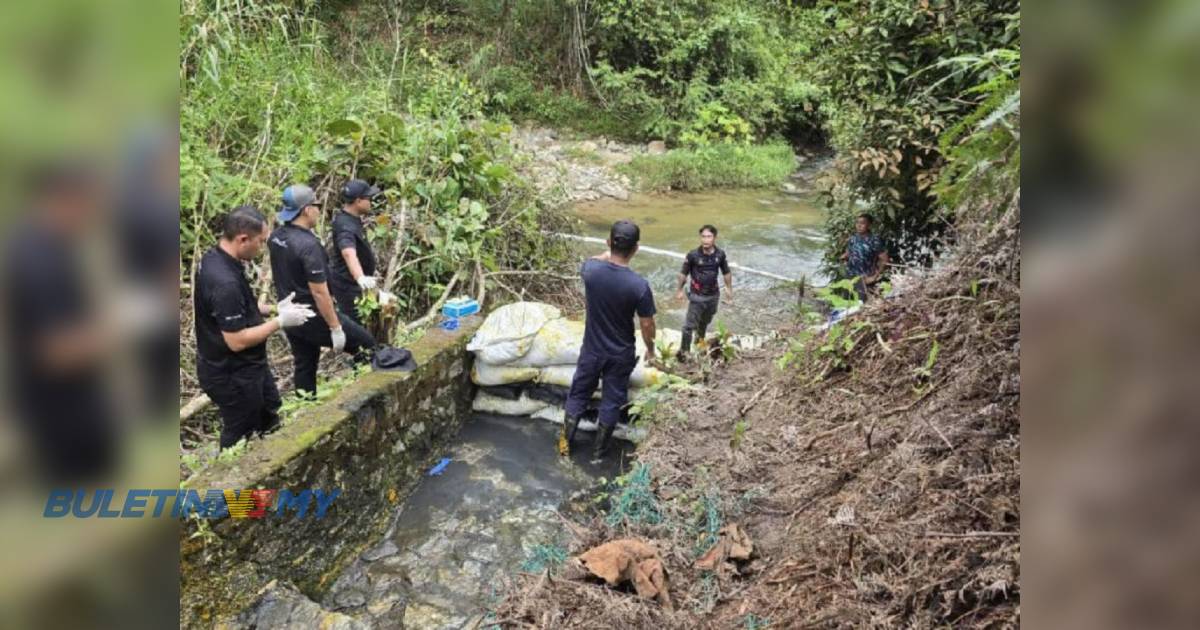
[195,206,316,448]
[328,179,393,324]
[269,184,376,396]
[559,220,657,459]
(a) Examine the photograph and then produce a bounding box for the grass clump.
[619,142,795,192]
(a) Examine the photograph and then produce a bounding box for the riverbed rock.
[596,181,630,201]
[234,580,369,630]
[362,540,399,562]
[647,140,667,154]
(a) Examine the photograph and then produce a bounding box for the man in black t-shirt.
[674,224,733,358]
[194,206,315,448]
[560,220,657,459]
[328,179,392,324]
[269,184,377,396]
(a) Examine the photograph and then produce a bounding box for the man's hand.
[644,348,655,364]
[330,326,347,352]
[723,291,734,305]
[275,292,316,328]
[259,302,273,317]
[356,275,377,291]
[379,289,397,306]
[674,290,685,303]
[591,251,612,262]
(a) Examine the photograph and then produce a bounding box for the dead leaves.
[695,524,755,573]
[575,539,673,611]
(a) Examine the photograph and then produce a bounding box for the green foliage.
[620,142,795,192]
[809,0,1020,274]
[815,277,863,310]
[180,1,571,330]
[730,419,749,450]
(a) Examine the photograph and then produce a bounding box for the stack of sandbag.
[466,301,686,442]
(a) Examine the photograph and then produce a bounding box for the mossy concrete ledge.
[181,316,481,628]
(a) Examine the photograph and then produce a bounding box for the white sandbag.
[466,302,562,365]
[537,365,576,387]
[471,361,540,386]
[530,406,599,432]
[529,405,642,442]
[635,328,684,360]
[540,362,667,388]
[472,391,549,416]
[630,364,668,388]
[509,318,586,367]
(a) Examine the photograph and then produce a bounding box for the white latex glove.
[378,290,396,306]
[274,292,316,328]
[356,275,377,291]
[330,326,347,352]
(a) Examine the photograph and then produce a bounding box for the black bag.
[372,346,417,372]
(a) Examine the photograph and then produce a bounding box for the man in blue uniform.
[560,220,657,459]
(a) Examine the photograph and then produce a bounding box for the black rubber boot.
[592,423,616,459]
[558,414,581,456]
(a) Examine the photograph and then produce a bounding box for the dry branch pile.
[497,196,1020,628]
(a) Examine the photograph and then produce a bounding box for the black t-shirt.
[268,223,329,308]
[681,246,730,297]
[194,247,267,369]
[327,209,376,293]
[579,258,657,359]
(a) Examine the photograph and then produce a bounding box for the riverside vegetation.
[181,0,1019,625]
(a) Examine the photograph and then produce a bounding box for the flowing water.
[322,414,629,628]
[569,186,829,332]
[314,178,830,628]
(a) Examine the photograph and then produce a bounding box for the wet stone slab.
[323,413,629,628]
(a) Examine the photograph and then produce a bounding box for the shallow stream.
[322,414,629,627]
[570,185,829,332]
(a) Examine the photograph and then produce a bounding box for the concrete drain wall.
[180,316,481,629]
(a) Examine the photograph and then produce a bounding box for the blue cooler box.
[442,297,480,319]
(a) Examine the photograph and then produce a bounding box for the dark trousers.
[198,360,282,449]
[331,284,364,326]
[565,350,637,427]
[284,312,376,396]
[681,293,720,352]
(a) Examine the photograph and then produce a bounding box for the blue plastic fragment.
[428,457,452,476]
[439,318,460,331]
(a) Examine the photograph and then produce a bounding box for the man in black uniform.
[674,224,733,359]
[269,184,376,396]
[328,179,392,323]
[194,206,316,449]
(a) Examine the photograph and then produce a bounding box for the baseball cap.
[279,184,317,222]
[341,179,382,202]
[610,220,640,247]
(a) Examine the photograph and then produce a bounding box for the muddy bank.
[495,201,1021,627]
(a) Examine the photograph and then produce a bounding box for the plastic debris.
[428,458,452,476]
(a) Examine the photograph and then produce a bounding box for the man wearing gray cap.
[269,184,376,396]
